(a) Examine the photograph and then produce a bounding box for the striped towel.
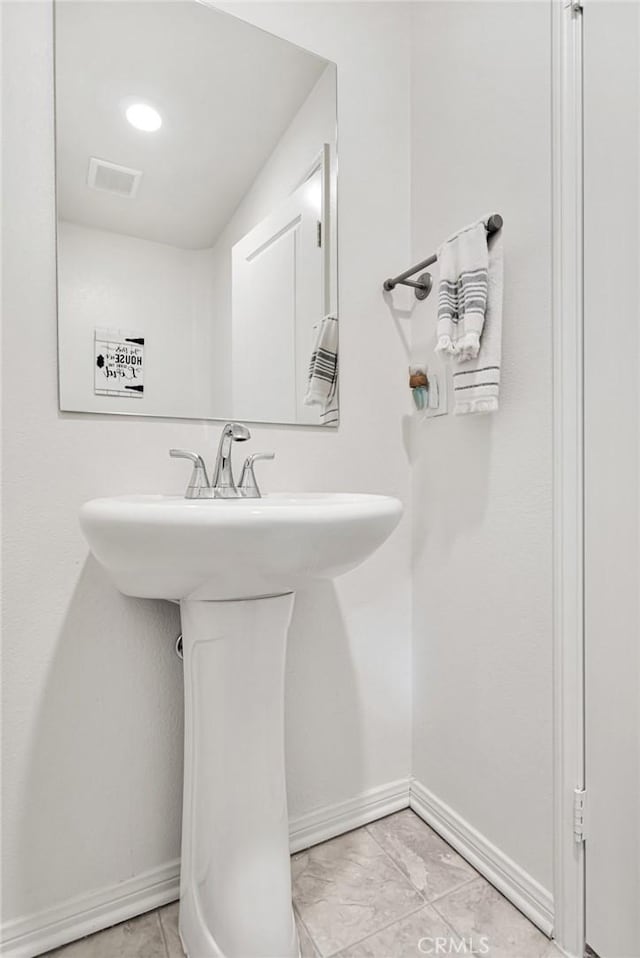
[304,315,339,425]
[435,219,503,415]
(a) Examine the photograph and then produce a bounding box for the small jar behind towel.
[409,365,429,410]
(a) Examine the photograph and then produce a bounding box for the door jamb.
[551,0,586,954]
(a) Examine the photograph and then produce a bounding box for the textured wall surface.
[1,0,412,924]
[409,1,554,893]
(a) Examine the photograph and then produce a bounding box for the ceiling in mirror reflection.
[55,2,328,249]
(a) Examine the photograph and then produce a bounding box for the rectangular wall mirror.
[55,2,338,427]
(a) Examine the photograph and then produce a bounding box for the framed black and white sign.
[94,329,145,398]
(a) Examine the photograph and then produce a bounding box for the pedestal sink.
[80,492,402,958]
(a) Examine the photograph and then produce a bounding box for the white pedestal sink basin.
[80,492,402,958]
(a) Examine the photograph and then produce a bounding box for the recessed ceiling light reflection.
[125,102,162,133]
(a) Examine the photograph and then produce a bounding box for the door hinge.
[565,0,583,14]
[316,220,322,248]
[574,787,586,843]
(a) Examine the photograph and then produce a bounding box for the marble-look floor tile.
[337,904,458,958]
[44,910,167,958]
[366,811,477,901]
[158,902,184,958]
[292,828,424,957]
[433,878,562,958]
[296,907,320,958]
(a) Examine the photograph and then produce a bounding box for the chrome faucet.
[211,422,251,497]
[170,422,274,500]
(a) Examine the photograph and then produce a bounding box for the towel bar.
[383,213,503,300]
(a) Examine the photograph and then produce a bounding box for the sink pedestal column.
[178,593,299,958]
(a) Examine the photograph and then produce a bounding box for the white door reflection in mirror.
[232,162,327,425]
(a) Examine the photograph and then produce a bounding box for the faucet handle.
[238,453,275,499]
[169,449,212,499]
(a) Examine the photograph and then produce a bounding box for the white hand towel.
[304,315,339,425]
[435,220,503,415]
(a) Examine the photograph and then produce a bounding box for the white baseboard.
[1,778,555,957]
[0,859,181,958]
[289,778,411,854]
[409,779,554,937]
[0,780,411,958]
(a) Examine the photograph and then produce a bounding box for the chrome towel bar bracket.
[383,213,503,301]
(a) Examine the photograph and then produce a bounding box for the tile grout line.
[430,874,559,951]
[293,902,321,958]
[428,875,481,908]
[364,818,479,909]
[349,828,475,955]
[430,892,474,944]
[327,902,430,958]
[421,900,465,948]
[363,823,430,904]
[155,908,172,958]
[297,821,427,958]
[362,820,484,947]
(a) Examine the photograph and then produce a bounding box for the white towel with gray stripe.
[304,315,339,425]
[435,218,503,415]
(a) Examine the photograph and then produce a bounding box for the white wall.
[409,1,554,896]
[3,0,560,947]
[57,221,222,419]
[1,0,412,941]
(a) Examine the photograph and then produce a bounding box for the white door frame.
[551,0,586,955]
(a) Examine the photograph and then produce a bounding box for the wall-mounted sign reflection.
[94,329,145,398]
